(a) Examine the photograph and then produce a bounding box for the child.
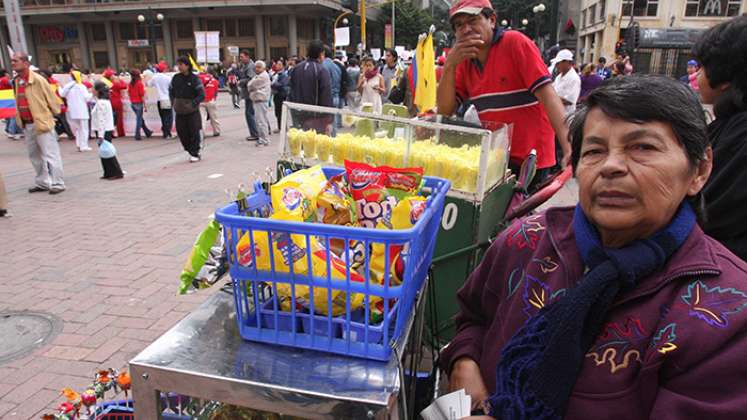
[91,82,124,180]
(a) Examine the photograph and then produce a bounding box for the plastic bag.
[98,140,117,159]
[179,219,221,294]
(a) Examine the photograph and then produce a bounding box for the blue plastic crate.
[93,398,189,419]
[215,166,450,361]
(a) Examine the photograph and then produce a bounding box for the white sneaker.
[189,155,201,163]
[80,146,93,151]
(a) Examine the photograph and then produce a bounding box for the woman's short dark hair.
[129,69,141,86]
[692,15,747,119]
[569,75,709,171]
[308,40,325,60]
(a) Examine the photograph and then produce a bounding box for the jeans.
[5,118,20,135]
[244,98,259,138]
[131,103,152,139]
[157,101,174,137]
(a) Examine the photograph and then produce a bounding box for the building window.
[91,24,106,42]
[298,18,314,39]
[225,18,237,37]
[119,23,135,40]
[136,24,147,40]
[177,48,194,58]
[590,4,597,23]
[622,0,658,17]
[270,47,288,60]
[270,16,287,36]
[176,20,193,39]
[581,10,586,28]
[207,19,223,32]
[238,18,255,37]
[93,51,109,68]
[685,0,742,17]
[600,0,606,20]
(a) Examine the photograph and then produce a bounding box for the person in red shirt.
[0,69,22,140]
[128,69,152,140]
[438,0,571,184]
[104,69,128,138]
[198,71,220,136]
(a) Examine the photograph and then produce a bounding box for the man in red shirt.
[438,0,571,179]
[103,69,127,138]
[198,71,220,136]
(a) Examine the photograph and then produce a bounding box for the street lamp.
[522,18,529,26]
[137,10,164,66]
[333,10,353,49]
[532,3,546,51]
[501,19,508,27]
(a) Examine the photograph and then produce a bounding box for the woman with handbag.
[169,56,206,162]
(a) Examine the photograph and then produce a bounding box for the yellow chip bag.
[270,165,327,222]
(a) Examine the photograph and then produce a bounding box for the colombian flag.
[0,89,16,119]
[414,32,436,113]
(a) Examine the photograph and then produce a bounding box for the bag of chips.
[270,165,327,222]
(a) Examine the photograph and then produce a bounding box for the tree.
[372,0,444,50]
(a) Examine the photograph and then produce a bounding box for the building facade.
[577,0,744,74]
[0,0,348,71]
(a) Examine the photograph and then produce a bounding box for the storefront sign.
[127,39,150,48]
[38,25,78,43]
[227,45,239,56]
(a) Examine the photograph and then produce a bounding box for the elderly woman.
[692,15,747,261]
[441,75,747,420]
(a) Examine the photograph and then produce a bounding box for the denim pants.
[244,98,259,138]
[131,103,151,138]
[5,118,20,135]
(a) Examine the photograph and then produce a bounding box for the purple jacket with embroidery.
[440,206,747,419]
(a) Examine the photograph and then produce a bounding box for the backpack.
[335,61,348,98]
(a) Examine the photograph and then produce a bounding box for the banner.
[195,31,220,63]
[334,27,350,47]
[384,24,393,49]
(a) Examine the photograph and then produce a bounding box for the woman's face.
[362,61,373,71]
[576,108,712,247]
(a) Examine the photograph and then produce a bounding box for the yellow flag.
[72,70,82,84]
[414,33,436,113]
[188,54,204,72]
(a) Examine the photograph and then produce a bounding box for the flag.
[0,89,16,119]
[72,70,82,84]
[188,54,204,72]
[99,77,113,88]
[414,32,436,113]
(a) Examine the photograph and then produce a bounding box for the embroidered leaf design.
[533,256,560,273]
[650,323,677,349]
[507,267,525,298]
[506,215,545,250]
[586,317,648,374]
[681,281,747,329]
[522,275,551,318]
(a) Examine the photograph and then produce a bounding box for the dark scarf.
[364,67,379,80]
[489,202,696,419]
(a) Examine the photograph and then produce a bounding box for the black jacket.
[169,72,205,102]
[287,59,333,107]
[703,110,747,261]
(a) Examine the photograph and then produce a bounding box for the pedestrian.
[679,59,700,93]
[437,0,572,180]
[248,60,271,147]
[358,56,385,115]
[91,82,124,180]
[596,56,612,79]
[227,63,241,109]
[38,70,74,141]
[10,51,65,195]
[128,69,152,140]
[288,40,333,133]
[60,64,93,151]
[198,70,221,137]
[551,49,581,116]
[693,15,747,261]
[103,69,127,138]
[270,59,290,133]
[578,63,603,103]
[148,62,174,138]
[170,56,205,162]
[0,69,22,140]
[0,170,7,217]
[345,57,362,111]
[380,48,404,101]
[238,50,260,141]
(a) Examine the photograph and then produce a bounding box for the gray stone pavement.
[0,94,577,419]
[0,95,282,419]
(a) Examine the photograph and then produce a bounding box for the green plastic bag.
[178,219,221,294]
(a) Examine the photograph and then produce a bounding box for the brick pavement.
[0,95,579,419]
[0,95,281,419]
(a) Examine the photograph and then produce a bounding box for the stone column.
[288,14,298,57]
[162,18,174,65]
[313,18,320,40]
[77,22,91,69]
[254,14,265,60]
[0,24,11,69]
[105,20,117,69]
[23,21,36,64]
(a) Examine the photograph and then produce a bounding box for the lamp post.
[137,10,164,66]
[532,3,546,51]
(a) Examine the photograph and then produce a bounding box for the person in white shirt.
[550,49,581,116]
[59,66,93,151]
[148,62,174,138]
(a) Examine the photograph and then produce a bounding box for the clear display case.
[278,102,511,203]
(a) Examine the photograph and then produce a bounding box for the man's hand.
[445,34,484,69]
[449,357,490,413]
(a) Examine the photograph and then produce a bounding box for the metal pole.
[391,0,395,48]
[360,0,366,51]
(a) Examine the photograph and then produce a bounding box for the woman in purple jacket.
[443,75,747,420]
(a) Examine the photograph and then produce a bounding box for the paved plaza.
[0,96,577,419]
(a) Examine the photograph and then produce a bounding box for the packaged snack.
[316,173,357,227]
[236,223,366,316]
[345,161,424,229]
[270,165,327,222]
